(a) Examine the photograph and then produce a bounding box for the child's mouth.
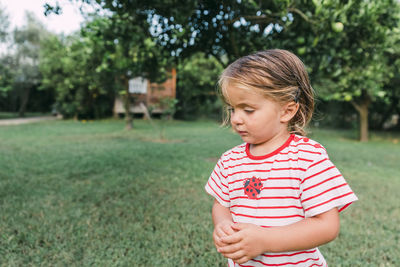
[238,130,248,136]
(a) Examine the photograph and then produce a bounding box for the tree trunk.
[351,92,370,142]
[358,104,368,142]
[123,76,133,130]
[18,86,31,117]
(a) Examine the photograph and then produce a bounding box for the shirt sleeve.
[205,157,230,207]
[300,152,358,218]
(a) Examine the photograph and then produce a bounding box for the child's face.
[225,85,288,145]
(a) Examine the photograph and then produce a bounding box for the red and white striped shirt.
[205,134,358,267]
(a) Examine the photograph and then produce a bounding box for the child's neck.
[249,131,291,157]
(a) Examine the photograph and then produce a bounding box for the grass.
[0,119,399,266]
[0,112,52,120]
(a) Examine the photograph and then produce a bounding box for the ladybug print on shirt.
[244,177,263,199]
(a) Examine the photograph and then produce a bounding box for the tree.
[0,6,12,109]
[152,0,400,141]
[295,0,400,141]
[11,12,50,117]
[49,0,400,140]
[45,3,172,129]
[0,55,14,110]
[40,13,170,125]
[176,52,223,120]
[39,25,115,119]
[61,0,296,65]
[160,0,400,141]
[0,4,9,42]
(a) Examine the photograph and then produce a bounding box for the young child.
[205,49,358,267]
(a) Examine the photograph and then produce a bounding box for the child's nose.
[231,111,243,125]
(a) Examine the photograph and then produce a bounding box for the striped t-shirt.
[205,134,358,267]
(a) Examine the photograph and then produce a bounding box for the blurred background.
[0,0,399,140]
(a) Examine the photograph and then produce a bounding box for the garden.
[1,0,400,266]
[0,120,399,266]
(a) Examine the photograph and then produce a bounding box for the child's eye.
[244,109,254,113]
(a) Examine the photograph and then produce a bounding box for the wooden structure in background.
[113,68,176,116]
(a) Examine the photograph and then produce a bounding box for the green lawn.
[0,119,399,266]
[0,112,52,120]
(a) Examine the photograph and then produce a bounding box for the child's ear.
[280,102,299,123]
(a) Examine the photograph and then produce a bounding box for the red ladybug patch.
[244,177,263,199]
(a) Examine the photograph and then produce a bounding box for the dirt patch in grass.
[205,157,218,163]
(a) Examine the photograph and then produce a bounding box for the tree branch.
[287,7,316,24]
[226,15,278,25]
[210,52,227,68]
[351,101,362,113]
[225,7,314,28]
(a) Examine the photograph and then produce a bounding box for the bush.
[175,53,224,120]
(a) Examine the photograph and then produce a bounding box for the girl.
[205,49,357,267]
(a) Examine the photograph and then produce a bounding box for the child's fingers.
[221,249,245,262]
[233,255,250,264]
[215,239,226,249]
[213,234,225,248]
[215,226,228,239]
[231,222,250,231]
[213,221,238,250]
[213,228,228,248]
[220,232,242,244]
[218,242,241,254]
[221,223,236,235]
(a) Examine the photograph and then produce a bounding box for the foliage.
[176,53,224,120]
[308,0,400,140]
[151,0,292,64]
[62,0,299,64]
[0,5,10,99]
[157,97,179,119]
[372,41,400,130]
[0,120,399,265]
[65,0,400,140]
[0,55,13,99]
[0,12,52,116]
[80,11,172,127]
[39,19,116,119]
[0,7,13,108]
[12,13,49,116]
[45,1,173,83]
[300,0,399,100]
[0,4,9,42]
[313,100,358,130]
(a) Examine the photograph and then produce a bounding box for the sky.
[0,0,86,34]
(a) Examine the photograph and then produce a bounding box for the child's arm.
[212,199,236,250]
[218,207,340,264]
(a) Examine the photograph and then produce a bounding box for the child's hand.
[213,220,236,250]
[218,223,266,264]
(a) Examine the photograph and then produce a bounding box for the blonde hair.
[219,49,314,136]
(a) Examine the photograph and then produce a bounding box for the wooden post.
[123,76,133,130]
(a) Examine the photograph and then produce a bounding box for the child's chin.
[240,137,253,143]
